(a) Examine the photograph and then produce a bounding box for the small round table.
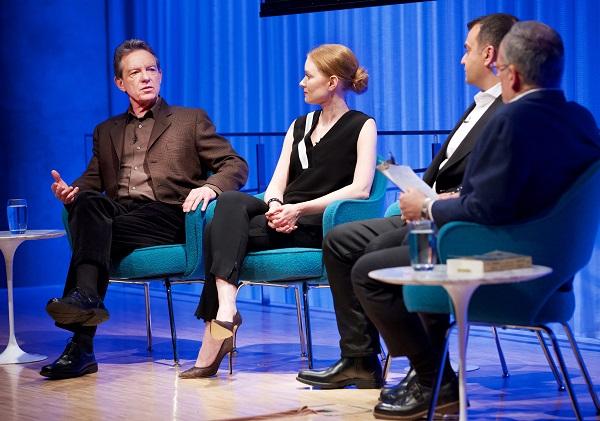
[0,230,65,364]
[369,264,552,421]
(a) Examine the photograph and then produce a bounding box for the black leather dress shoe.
[296,355,383,389]
[379,367,417,402]
[40,339,98,380]
[46,287,109,326]
[373,377,459,420]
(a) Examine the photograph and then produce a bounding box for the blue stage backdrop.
[1,0,599,339]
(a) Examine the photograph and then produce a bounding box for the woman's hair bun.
[351,66,369,94]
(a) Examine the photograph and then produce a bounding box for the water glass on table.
[6,199,27,234]
[408,219,436,271]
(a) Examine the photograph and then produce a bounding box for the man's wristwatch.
[421,197,434,219]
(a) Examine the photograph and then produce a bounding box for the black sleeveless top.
[283,110,372,226]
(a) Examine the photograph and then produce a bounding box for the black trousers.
[60,191,185,337]
[325,216,449,360]
[195,191,323,321]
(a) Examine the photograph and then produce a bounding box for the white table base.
[0,342,46,364]
[444,283,477,421]
[0,231,64,364]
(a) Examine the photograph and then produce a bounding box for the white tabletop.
[0,230,65,241]
[369,264,552,286]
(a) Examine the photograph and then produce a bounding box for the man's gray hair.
[500,21,564,88]
[113,39,160,79]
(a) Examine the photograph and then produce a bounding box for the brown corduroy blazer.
[73,99,248,204]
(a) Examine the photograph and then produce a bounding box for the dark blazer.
[423,96,504,192]
[433,90,600,226]
[73,99,248,205]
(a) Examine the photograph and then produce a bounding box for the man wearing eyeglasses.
[359,21,600,419]
[297,12,517,411]
[41,39,248,380]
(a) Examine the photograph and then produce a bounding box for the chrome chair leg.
[535,330,565,391]
[143,282,152,351]
[491,326,509,377]
[542,325,582,420]
[562,323,600,413]
[164,279,179,366]
[302,282,313,368]
[293,284,307,358]
[427,321,455,421]
[382,353,392,381]
[234,283,247,353]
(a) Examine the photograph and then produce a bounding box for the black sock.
[410,351,438,388]
[410,350,455,388]
[439,353,457,384]
[75,263,100,296]
[73,333,94,353]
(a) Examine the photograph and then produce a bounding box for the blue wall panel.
[0,0,110,292]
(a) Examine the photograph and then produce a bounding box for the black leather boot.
[296,355,383,389]
[40,338,98,380]
[374,376,459,420]
[379,367,417,402]
[46,287,109,326]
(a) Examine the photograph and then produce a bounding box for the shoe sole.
[46,301,109,326]
[373,400,460,420]
[296,375,383,389]
[39,362,99,380]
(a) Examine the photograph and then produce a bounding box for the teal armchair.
[62,206,207,365]
[205,166,389,367]
[403,161,600,420]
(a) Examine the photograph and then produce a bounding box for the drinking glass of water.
[7,199,27,234]
[408,219,436,271]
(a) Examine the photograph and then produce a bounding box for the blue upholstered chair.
[205,167,389,368]
[62,206,206,365]
[382,201,513,380]
[401,161,600,420]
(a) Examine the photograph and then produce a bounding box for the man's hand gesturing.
[51,170,79,204]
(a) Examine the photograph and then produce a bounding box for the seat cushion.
[240,248,323,281]
[404,285,451,314]
[111,244,187,279]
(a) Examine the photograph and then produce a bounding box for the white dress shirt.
[437,83,502,172]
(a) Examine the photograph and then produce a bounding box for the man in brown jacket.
[41,39,248,379]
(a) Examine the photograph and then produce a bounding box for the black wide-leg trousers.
[60,191,185,336]
[195,191,322,321]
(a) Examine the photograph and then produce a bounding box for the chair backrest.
[384,201,400,218]
[322,163,388,235]
[406,161,600,324]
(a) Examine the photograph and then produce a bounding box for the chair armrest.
[384,201,401,217]
[61,207,72,247]
[322,197,386,236]
[183,207,208,278]
[322,164,388,236]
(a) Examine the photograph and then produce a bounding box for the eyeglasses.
[491,62,509,76]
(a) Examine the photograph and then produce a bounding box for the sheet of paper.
[377,162,438,199]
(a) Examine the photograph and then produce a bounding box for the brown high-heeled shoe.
[179,312,243,379]
[211,311,243,340]
[179,336,234,378]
